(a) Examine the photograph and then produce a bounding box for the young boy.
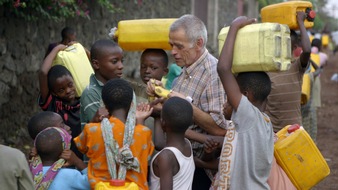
[30,127,89,190]
[265,12,311,132]
[150,97,195,190]
[80,39,124,126]
[27,111,71,139]
[140,49,169,85]
[74,78,154,190]
[216,16,274,189]
[39,44,82,160]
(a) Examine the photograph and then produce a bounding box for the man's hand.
[297,11,307,23]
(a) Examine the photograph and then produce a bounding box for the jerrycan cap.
[110,179,125,186]
[287,124,300,133]
[308,10,316,19]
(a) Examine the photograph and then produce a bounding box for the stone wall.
[0,0,237,150]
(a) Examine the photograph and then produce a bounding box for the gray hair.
[170,14,207,48]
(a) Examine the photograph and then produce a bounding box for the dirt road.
[312,50,338,189]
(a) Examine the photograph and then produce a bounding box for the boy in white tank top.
[150,97,195,190]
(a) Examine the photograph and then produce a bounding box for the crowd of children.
[1,8,329,190]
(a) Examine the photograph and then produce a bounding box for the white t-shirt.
[150,140,195,190]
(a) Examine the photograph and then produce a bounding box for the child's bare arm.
[194,156,219,170]
[60,149,86,170]
[39,44,67,102]
[155,150,176,190]
[154,117,166,150]
[217,16,256,110]
[297,11,311,68]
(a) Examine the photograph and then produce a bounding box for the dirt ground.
[311,49,338,190]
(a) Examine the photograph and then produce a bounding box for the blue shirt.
[43,167,90,190]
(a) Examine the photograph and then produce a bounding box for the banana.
[154,86,171,98]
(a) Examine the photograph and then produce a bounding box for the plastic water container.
[95,180,139,190]
[274,124,330,189]
[114,18,177,51]
[261,1,315,30]
[52,43,93,97]
[321,34,329,47]
[218,23,291,73]
[301,73,311,105]
[310,53,320,72]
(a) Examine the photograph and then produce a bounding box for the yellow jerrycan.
[95,180,139,190]
[52,43,93,97]
[218,23,291,73]
[321,34,329,47]
[261,1,315,30]
[113,18,177,51]
[274,124,330,190]
[301,73,311,105]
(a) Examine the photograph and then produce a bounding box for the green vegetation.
[0,0,123,21]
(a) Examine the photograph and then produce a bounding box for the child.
[39,44,82,160]
[140,49,169,85]
[216,16,274,189]
[27,111,71,139]
[30,127,89,190]
[74,78,154,190]
[150,97,195,190]
[265,12,311,132]
[45,27,76,57]
[80,39,124,126]
[0,144,34,190]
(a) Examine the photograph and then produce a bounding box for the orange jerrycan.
[113,18,177,51]
[261,1,315,30]
[52,43,93,97]
[218,23,291,73]
[274,124,330,189]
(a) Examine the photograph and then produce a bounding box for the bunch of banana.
[149,79,171,100]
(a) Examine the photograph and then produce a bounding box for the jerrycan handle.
[305,8,316,21]
[287,124,300,134]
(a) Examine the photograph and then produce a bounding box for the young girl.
[39,44,82,160]
[30,127,89,190]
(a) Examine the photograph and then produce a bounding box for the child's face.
[96,46,124,83]
[223,101,233,120]
[51,74,76,103]
[140,53,168,84]
[51,113,72,135]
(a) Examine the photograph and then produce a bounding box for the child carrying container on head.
[74,78,154,190]
[29,127,89,190]
[216,16,274,189]
[39,44,83,160]
[149,97,195,190]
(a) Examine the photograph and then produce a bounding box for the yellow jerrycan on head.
[261,1,316,30]
[52,43,94,97]
[218,23,291,73]
[113,18,177,51]
[274,124,330,189]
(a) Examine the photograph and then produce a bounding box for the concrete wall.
[0,0,237,149]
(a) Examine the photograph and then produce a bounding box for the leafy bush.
[0,0,123,21]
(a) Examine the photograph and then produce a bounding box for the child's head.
[140,49,169,84]
[61,27,76,43]
[90,39,124,84]
[311,38,322,51]
[290,30,300,51]
[161,97,193,134]
[47,65,76,102]
[102,78,133,115]
[236,72,271,103]
[35,127,71,163]
[27,111,71,139]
